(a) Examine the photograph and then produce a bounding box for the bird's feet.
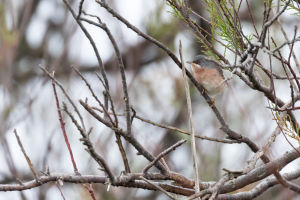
[210,98,216,107]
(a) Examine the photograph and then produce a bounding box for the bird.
[187,55,226,97]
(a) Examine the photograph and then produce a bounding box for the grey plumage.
[192,55,224,77]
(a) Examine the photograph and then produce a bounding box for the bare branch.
[51,72,79,175]
[143,139,186,173]
[63,103,115,183]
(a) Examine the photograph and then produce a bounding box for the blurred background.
[0,0,300,199]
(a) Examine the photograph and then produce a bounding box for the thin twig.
[243,126,281,174]
[51,72,79,175]
[77,0,85,19]
[96,0,182,67]
[13,129,39,182]
[95,72,118,125]
[143,139,186,173]
[55,182,66,200]
[135,114,239,144]
[79,100,167,173]
[82,184,97,200]
[80,13,131,136]
[263,0,291,29]
[271,36,300,53]
[80,16,131,173]
[92,107,238,144]
[63,103,115,183]
[62,0,110,90]
[71,65,115,126]
[40,66,86,132]
[140,177,178,200]
[179,41,200,195]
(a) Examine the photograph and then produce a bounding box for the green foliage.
[191,31,216,58]
[0,3,18,45]
[271,102,300,144]
[146,3,179,51]
[165,0,254,57]
[166,0,185,20]
[204,0,245,50]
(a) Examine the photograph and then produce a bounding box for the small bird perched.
[187,55,226,97]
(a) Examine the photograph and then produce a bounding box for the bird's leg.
[210,98,216,107]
